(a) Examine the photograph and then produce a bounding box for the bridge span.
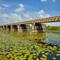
[0,16,60,33]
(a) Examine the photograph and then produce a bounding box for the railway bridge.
[0,16,60,33]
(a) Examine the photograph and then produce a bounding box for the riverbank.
[47,30,60,34]
[46,26,60,34]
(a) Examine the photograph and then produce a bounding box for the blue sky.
[0,0,60,26]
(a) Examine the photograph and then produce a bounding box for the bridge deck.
[0,16,60,26]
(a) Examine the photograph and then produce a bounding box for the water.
[43,32,60,46]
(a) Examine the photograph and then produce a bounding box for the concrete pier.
[35,23,43,33]
[12,25,18,31]
[0,23,46,33]
[20,24,27,32]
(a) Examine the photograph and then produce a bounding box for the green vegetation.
[46,26,60,33]
[0,30,60,60]
[0,30,47,42]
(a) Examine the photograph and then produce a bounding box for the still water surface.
[44,32,60,46]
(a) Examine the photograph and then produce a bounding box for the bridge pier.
[0,26,3,30]
[4,25,7,30]
[9,24,28,32]
[1,26,5,30]
[17,25,21,32]
[35,23,43,33]
[29,23,35,33]
[20,24,27,32]
[7,25,11,31]
[0,23,46,33]
[29,23,45,33]
[11,25,18,31]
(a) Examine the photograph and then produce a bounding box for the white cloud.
[0,13,9,23]
[8,13,32,21]
[0,6,5,10]
[0,12,33,23]
[15,3,25,12]
[19,4,24,8]
[52,0,56,2]
[40,0,47,2]
[22,12,33,20]
[0,2,50,24]
[0,9,50,23]
[37,10,50,18]
[0,4,9,13]
[9,13,23,20]
[0,13,8,18]
[0,13,22,23]
[2,4,9,8]
[0,6,3,9]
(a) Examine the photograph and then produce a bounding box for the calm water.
[43,32,60,46]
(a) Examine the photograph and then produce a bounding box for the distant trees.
[46,26,60,31]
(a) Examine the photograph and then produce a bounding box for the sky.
[0,0,60,26]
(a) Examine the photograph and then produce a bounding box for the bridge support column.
[0,26,3,30]
[7,25,23,32]
[42,24,46,32]
[29,24,35,33]
[20,24,27,32]
[11,25,18,31]
[34,23,43,33]
[2,26,5,30]
[17,25,22,32]
[7,25,11,31]
[29,23,45,33]
[4,25,7,30]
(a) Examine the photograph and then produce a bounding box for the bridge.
[0,16,60,33]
